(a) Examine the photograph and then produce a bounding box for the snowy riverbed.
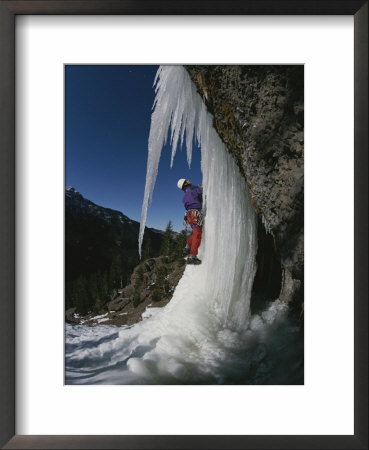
[65,297,303,385]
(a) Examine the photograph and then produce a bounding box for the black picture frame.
[0,1,367,449]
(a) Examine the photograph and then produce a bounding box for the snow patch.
[97,318,110,323]
[90,313,108,321]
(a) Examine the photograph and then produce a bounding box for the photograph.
[1,0,367,446]
[65,64,304,385]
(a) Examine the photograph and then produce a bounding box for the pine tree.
[120,258,129,287]
[74,275,90,315]
[132,292,142,308]
[160,221,174,257]
[173,229,190,261]
[152,265,168,302]
[88,272,103,312]
[96,271,109,304]
[143,237,152,260]
[109,254,123,290]
[65,281,75,310]
[132,266,145,308]
[102,271,109,300]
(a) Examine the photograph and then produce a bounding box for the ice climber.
[177,179,203,265]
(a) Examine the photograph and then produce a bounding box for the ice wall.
[139,65,257,328]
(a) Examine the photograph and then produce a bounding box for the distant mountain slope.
[65,187,163,282]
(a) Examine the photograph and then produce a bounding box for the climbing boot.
[187,256,202,265]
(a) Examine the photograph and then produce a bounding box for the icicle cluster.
[139,66,203,257]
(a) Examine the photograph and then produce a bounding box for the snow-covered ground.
[65,297,303,384]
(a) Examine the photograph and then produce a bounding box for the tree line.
[66,221,190,315]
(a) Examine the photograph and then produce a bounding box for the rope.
[183,209,204,228]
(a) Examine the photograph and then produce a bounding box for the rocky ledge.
[66,256,186,327]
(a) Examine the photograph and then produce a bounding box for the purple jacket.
[182,185,203,211]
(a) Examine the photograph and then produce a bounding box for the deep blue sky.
[65,65,202,231]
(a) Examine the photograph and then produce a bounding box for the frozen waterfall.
[65,66,303,385]
[139,65,257,328]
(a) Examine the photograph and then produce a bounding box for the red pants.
[186,211,203,256]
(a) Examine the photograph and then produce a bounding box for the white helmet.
[177,178,186,190]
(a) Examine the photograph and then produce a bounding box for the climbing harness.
[184,209,204,228]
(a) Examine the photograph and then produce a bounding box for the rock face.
[67,256,186,326]
[185,65,304,307]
